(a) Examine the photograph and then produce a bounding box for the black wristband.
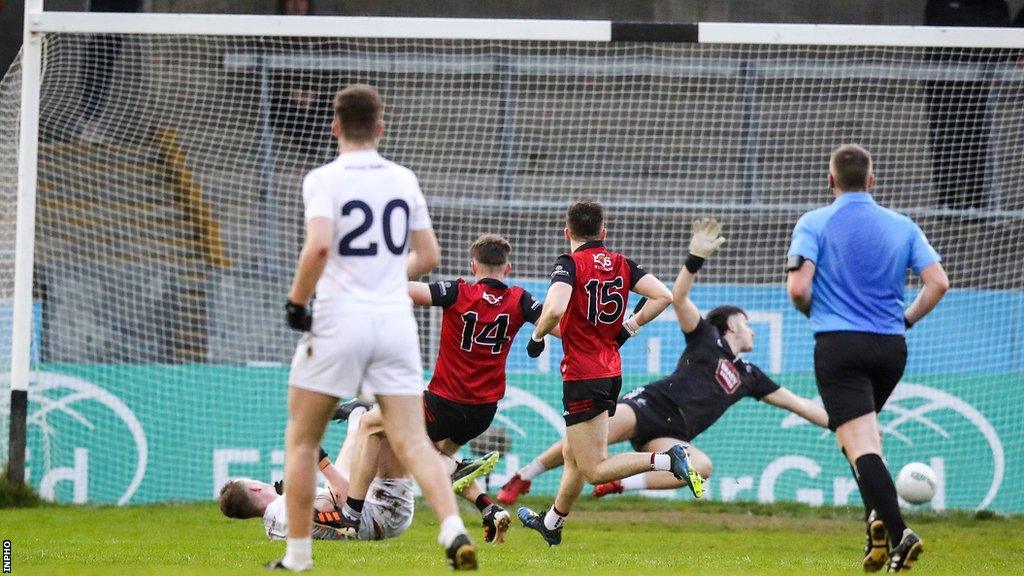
[615,327,631,348]
[684,253,706,274]
[904,316,914,330]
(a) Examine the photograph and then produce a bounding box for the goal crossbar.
[26,11,1024,48]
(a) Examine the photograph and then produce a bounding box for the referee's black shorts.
[814,331,907,431]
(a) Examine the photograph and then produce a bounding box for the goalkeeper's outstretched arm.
[673,217,726,333]
[762,387,829,428]
[672,263,701,334]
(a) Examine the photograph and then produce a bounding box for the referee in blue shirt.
[787,144,949,573]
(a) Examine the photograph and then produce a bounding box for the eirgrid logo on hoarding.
[2,371,148,505]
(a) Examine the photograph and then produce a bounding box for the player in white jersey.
[273,84,476,571]
[219,407,415,542]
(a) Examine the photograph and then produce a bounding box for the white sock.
[621,474,647,491]
[437,515,467,548]
[518,458,548,481]
[651,453,671,471]
[283,537,312,571]
[543,505,567,530]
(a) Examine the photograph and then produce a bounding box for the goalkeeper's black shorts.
[814,331,907,431]
[619,386,691,451]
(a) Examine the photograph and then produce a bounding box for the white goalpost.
[4,3,1024,511]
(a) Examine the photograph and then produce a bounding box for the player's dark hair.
[706,305,747,337]
[830,144,873,191]
[470,233,512,267]
[333,84,382,144]
[218,480,263,519]
[566,199,605,240]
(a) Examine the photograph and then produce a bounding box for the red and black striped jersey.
[549,241,646,381]
[427,278,541,404]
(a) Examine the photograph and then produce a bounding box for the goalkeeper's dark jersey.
[641,318,780,440]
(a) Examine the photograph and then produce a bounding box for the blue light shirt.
[787,192,941,335]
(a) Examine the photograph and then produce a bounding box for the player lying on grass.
[500,218,829,503]
[341,234,550,544]
[218,405,415,541]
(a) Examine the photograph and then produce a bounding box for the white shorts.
[289,309,424,399]
[357,478,415,541]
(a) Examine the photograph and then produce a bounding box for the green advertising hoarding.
[10,364,1019,513]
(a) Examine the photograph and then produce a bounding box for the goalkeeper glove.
[526,334,546,358]
[688,217,726,259]
[285,300,313,332]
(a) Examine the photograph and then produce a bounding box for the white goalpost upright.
[7,0,44,486]
[4,3,1024,511]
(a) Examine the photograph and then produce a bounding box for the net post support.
[8,0,44,485]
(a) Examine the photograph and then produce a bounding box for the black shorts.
[619,386,690,451]
[562,376,622,426]
[422,390,497,446]
[814,331,908,431]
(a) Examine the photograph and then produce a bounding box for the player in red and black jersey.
[500,218,828,504]
[343,234,543,545]
[517,199,700,546]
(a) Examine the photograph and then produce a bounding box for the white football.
[896,462,937,504]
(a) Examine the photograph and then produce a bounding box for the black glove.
[904,316,914,330]
[285,300,312,332]
[526,335,546,358]
[273,480,284,495]
[615,327,632,348]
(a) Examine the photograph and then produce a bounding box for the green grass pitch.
[2,497,1022,575]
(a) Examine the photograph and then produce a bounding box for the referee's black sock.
[855,453,907,547]
[843,448,873,522]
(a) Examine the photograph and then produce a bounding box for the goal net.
[2,20,1023,512]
